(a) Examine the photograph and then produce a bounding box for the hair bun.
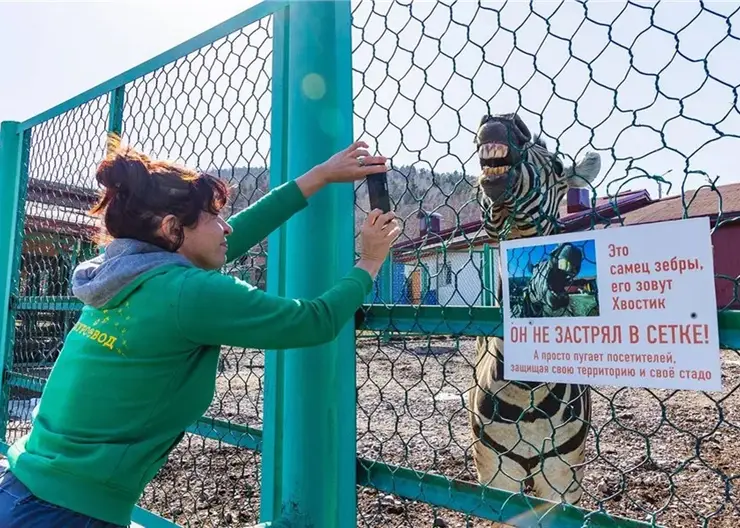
[95,133,152,196]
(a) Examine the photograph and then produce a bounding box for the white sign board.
[500,217,721,391]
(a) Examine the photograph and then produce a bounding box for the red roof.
[612,183,740,226]
[391,182,740,261]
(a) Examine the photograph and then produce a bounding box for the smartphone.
[366,168,391,214]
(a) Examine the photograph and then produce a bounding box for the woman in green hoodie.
[0,135,399,527]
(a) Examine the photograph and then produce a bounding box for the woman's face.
[176,212,233,270]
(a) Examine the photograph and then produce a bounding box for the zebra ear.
[565,151,601,188]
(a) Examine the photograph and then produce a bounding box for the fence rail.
[1,1,739,527]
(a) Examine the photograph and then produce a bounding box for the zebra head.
[475,113,602,241]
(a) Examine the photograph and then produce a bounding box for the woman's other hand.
[356,209,401,279]
[296,140,388,198]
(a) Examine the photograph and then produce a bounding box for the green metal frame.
[0,122,24,443]
[2,1,740,527]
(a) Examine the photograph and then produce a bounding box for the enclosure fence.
[0,1,739,527]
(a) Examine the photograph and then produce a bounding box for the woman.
[0,135,400,527]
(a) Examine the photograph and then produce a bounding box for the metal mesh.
[7,95,110,445]
[352,1,740,527]
[127,15,273,526]
[4,14,274,528]
[2,1,739,527]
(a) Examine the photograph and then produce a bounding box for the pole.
[278,1,356,527]
[482,243,492,307]
[260,3,290,521]
[0,122,24,442]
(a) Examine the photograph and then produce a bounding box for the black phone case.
[367,171,391,213]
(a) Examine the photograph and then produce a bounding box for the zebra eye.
[552,157,564,175]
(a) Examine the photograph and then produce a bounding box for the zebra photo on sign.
[505,239,599,319]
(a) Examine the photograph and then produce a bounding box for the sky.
[2,0,739,203]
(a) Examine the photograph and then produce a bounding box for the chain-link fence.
[0,5,279,527]
[0,1,738,528]
[352,1,739,528]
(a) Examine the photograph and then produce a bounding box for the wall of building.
[386,250,494,307]
[712,224,740,309]
[436,251,487,306]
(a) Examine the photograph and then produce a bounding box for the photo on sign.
[506,239,599,319]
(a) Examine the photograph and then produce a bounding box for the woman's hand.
[356,209,401,279]
[296,140,388,198]
[316,140,388,183]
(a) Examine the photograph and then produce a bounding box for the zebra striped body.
[468,113,602,505]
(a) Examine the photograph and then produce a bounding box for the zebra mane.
[532,134,568,164]
[532,134,548,149]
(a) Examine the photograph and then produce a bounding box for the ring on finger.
[358,158,365,167]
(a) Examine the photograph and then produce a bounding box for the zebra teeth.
[478,142,509,160]
[483,166,510,177]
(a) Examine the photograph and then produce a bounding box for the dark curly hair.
[90,134,230,251]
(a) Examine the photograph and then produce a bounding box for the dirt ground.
[6,337,739,528]
[133,337,740,527]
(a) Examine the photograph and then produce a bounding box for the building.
[20,178,99,297]
[599,183,740,309]
[15,179,99,366]
[372,184,740,309]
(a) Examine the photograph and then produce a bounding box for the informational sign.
[499,217,721,391]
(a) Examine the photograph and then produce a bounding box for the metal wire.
[352,1,740,527]
[2,1,739,527]
[6,15,274,528]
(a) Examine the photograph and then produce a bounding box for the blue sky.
[1,1,739,200]
[507,239,597,279]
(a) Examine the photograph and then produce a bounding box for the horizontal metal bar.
[356,458,662,528]
[718,310,740,348]
[13,297,740,348]
[16,0,290,131]
[360,305,740,349]
[6,371,46,393]
[14,296,83,311]
[359,305,502,336]
[247,518,293,528]
[131,505,179,528]
[186,416,262,452]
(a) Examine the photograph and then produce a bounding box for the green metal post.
[277,1,355,526]
[482,244,492,307]
[260,3,289,522]
[108,85,125,137]
[0,122,25,442]
[97,85,126,258]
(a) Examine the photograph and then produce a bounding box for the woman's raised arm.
[223,140,388,263]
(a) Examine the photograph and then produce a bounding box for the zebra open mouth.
[478,142,515,178]
[475,113,531,201]
[477,141,521,195]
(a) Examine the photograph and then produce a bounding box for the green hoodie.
[6,180,373,526]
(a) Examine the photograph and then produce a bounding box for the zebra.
[512,242,585,319]
[467,112,602,506]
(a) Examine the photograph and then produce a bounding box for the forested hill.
[211,165,484,244]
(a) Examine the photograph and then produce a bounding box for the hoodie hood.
[71,238,193,308]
